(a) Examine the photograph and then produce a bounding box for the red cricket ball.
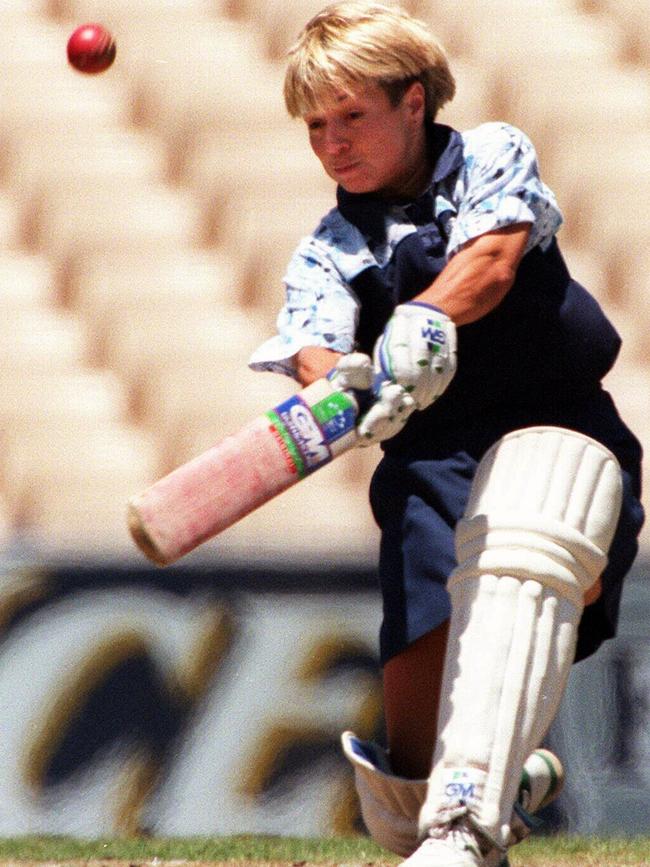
[67,23,116,74]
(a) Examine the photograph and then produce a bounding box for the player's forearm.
[294,346,344,386]
[418,250,516,325]
[416,223,531,325]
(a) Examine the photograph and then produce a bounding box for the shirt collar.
[429,123,465,183]
[336,123,464,241]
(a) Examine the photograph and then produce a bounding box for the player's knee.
[451,426,623,606]
[583,576,602,607]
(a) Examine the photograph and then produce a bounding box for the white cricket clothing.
[419,427,622,847]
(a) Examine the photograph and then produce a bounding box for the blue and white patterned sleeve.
[446,122,563,256]
[248,235,358,379]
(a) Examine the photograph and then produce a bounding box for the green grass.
[0,835,391,863]
[513,834,650,865]
[0,834,649,864]
[523,835,650,855]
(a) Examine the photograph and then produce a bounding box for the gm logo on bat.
[290,403,330,466]
[269,390,357,478]
[277,397,331,471]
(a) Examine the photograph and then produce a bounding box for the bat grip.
[348,386,374,415]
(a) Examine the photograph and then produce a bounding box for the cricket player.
[249,3,645,864]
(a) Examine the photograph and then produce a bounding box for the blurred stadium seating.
[0,0,646,560]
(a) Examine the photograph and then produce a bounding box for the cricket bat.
[127,377,360,565]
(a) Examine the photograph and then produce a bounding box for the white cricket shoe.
[398,805,497,867]
[399,748,564,867]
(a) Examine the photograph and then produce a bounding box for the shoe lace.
[426,803,508,858]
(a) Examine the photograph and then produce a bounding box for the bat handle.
[348,386,373,415]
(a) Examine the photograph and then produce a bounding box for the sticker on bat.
[310,391,358,443]
[266,391,357,478]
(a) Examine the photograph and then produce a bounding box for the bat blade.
[127,377,359,565]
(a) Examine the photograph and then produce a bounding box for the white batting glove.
[327,353,416,447]
[374,302,457,410]
[356,381,417,446]
[326,352,374,393]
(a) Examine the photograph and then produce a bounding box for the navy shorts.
[369,387,645,666]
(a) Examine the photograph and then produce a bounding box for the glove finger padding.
[357,382,416,447]
[326,352,374,393]
[375,302,457,410]
[326,353,416,448]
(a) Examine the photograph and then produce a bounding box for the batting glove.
[326,352,374,393]
[374,302,457,410]
[356,380,417,446]
[327,353,416,447]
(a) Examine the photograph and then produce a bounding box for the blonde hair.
[284,1,455,121]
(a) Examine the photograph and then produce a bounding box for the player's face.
[304,81,429,199]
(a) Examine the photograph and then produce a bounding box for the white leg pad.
[419,426,622,848]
